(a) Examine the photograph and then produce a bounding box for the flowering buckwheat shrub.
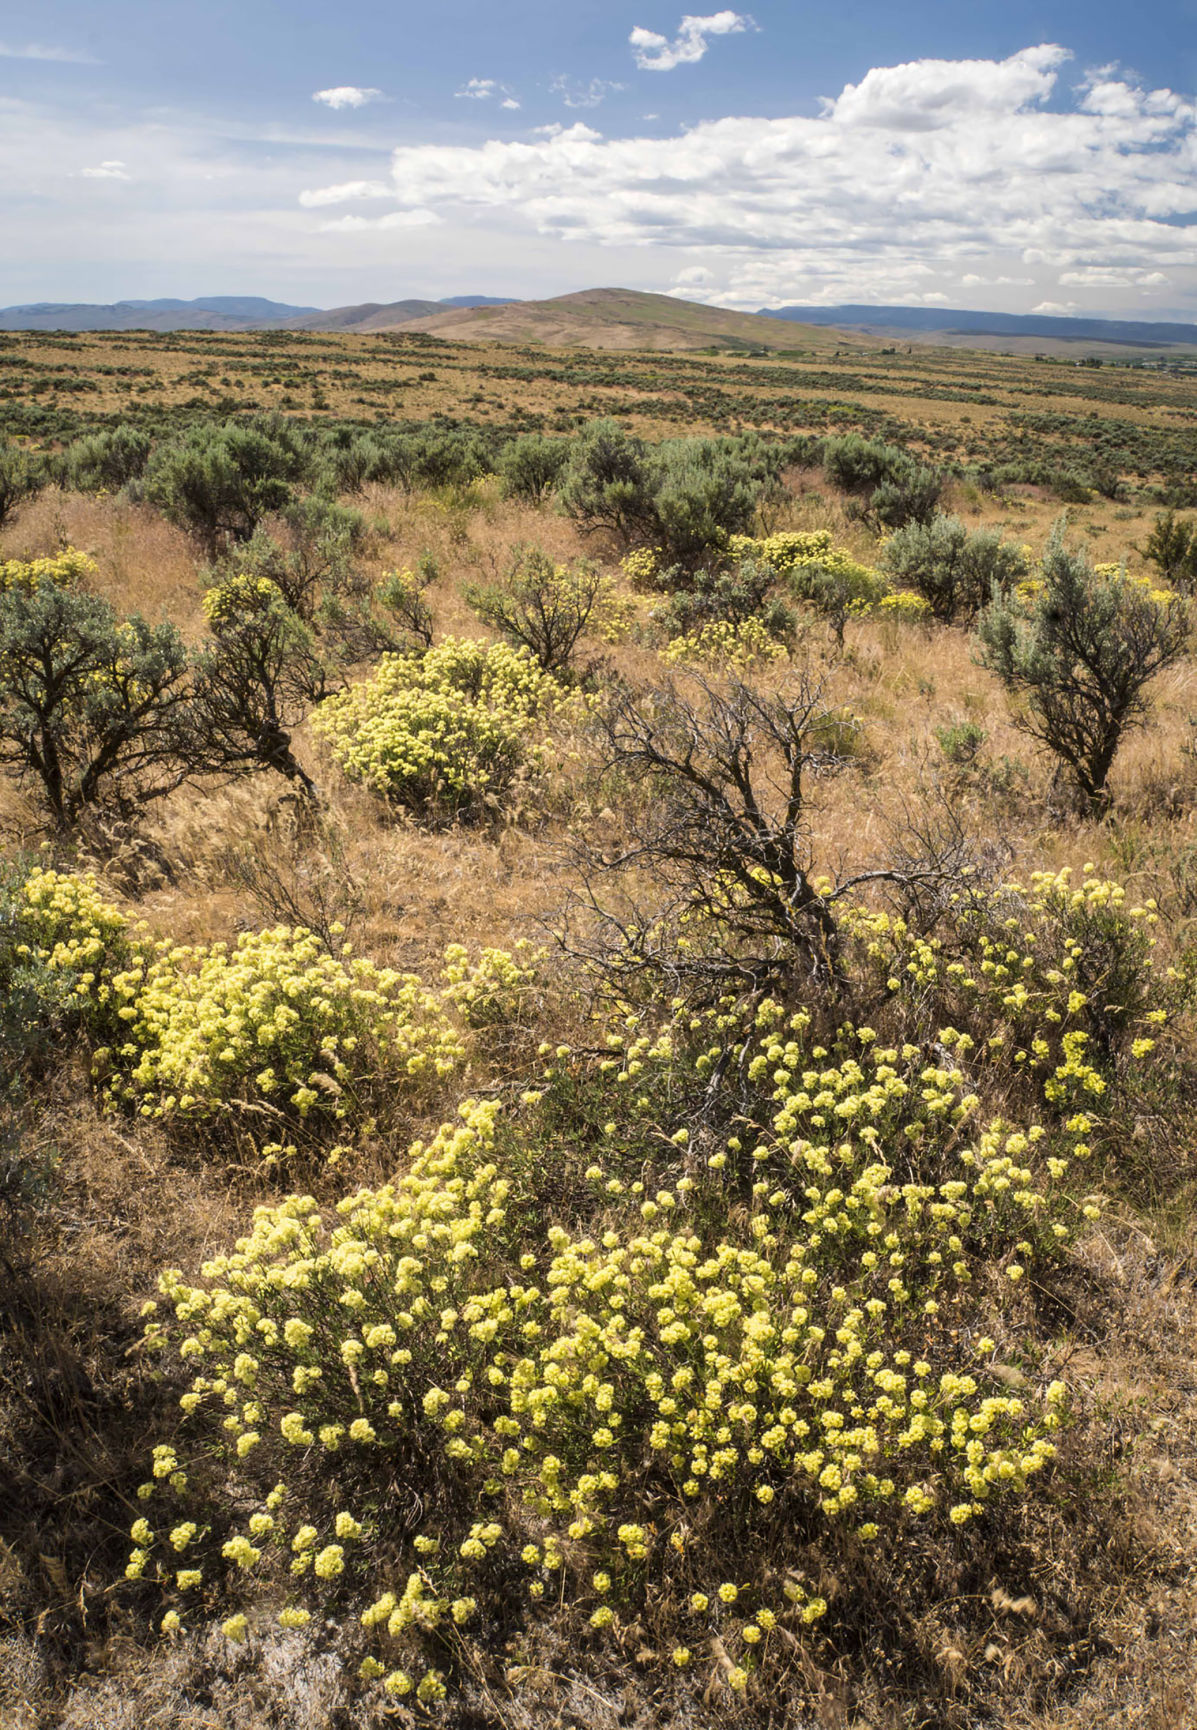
[877,589,933,620]
[122,860,1177,1702]
[6,866,134,978]
[661,617,790,671]
[840,865,1187,1106]
[200,572,286,625]
[2,865,544,1148]
[311,638,568,821]
[440,942,541,1031]
[98,925,464,1128]
[729,531,838,575]
[0,548,96,593]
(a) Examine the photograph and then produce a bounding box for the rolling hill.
[366,288,867,352]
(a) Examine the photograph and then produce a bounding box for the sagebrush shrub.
[1141,508,1197,592]
[465,547,626,675]
[559,424,773,569]
[145,421,304,548]
[192,573,327,798]
[653,559,796,645]
[496,434,570,504]
[882,514,1028,622]
[0,565,194,825]
[0,436,45,530]
[63,425,152,493]
[977,529,1189,805]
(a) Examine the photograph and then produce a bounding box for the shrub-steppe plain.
[2,318,1197,1730]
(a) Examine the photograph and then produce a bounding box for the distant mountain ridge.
[0,289,863,352]
[6,289,1194,356]
[0,294,514,333]
[760,303,1197,347]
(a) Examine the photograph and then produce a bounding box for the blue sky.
[4,1,1197,315]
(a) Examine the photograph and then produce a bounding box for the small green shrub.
[821,435,942,529]
[559,424,773,569]
[0,436,46,530]
[883,515,1028,623]
[646,439,764,568]
[63,425,152,493]
[977,529,1189,806]
[145,421,305,548]
[496,435,570,504]
[0,559,193,826]
[556,419,656,542]
[1141,509,1197,593]
[192,574,327,798]
[653,560,796,646]
[465,547,621,676]
[935,720,987,765]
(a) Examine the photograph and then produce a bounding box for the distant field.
[4,324,1196,471]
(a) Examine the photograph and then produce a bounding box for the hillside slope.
[282,298,446,331]
[376,287,870,352]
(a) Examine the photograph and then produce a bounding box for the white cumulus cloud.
[629,11,753,72]
[296,45,1197,308]
[1058,266,1169,287]
[312,86,382,109]
[80,159,131,180]
[962,274,1035,287]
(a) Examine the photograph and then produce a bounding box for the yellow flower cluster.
[6,867,133,985]
[440,942,540,1030]
[128,946,1100,1697]
[728,530,837,573]
[840,865,1175,1113]
[1091,561,1178,606]
[377,566,425,605]
[0,548,96,593]
[311,638,567,819]
[97,924,464,1125]
[730,531,894,625]
[201,573,287,624]
[661,617,790,671]
[619,547,664,588]
[877,589,933,619]
[6,866,547,1145]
